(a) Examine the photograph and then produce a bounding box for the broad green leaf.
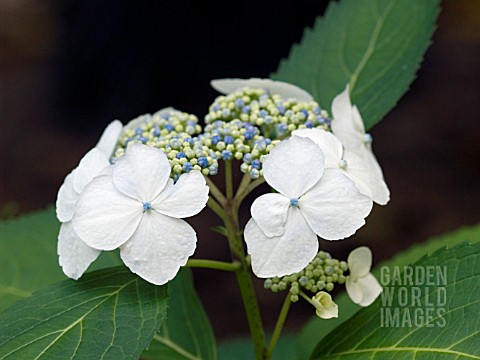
[272,0,440,129]
[142,268,217,360]
[0,207,121,312]
[218,335,298,360]
[0,266,168,360]
[297,223,480,359]
[310,242,480,359]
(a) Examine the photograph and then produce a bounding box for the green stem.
[299,290,315,306]
[235,173,252,199]
[225,160,234,200]
[186,259,241,272]
[223,160,267,359]
[267,294,292,359]
[205,175,226,206]
[207,197,227,222]
[234,177,266,207]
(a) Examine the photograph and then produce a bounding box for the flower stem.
[207,197,227,222]
[186,259,241,272]
[223,160,267,359]
[234,177,266,207]
[225,160,234,200]
[205,175,226,206]
[267,294,292,359]
[298,289,315,306]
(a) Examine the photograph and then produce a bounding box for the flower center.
[339,159,348,170]
[290,198,299,207]
[143,202,152,212]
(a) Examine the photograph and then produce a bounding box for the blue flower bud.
[221,150,233,160]
[243,153,253,164]
[251,159,261,170]
[224,135,234,144]
[183,162,193,172]
[211,135,221,145]
[198,156,209,168]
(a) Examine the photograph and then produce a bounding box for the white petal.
[120,211,197,285]
[211,78,313,102]
[355,273,383,307]
[331,86,363,151]
[72,148,110,194]
[313,292,339,319]
[95,120,123,157]
[250,193,290,237]
[320,303,339,319]
[363,148,390,205]
[113,143,171,202]
[341,150,374,198]
[263,136,325,198]
[299,169,373,240]
[58,221,101,280]
[152,171,209,218]
[346,276,363,304]
[292,128,343,168]
[244,207,318,278]
[343,149,389,205]
[56,170,79,222]
[73,174,143,250]
[347,246,372,278]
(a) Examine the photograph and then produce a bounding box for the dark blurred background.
[1,0,479,342]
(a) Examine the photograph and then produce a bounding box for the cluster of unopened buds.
[56,77,388,318]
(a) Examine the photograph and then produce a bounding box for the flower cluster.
[56,119,209,284]
[264,250,348,302]
[199,119,280,179]
[55,78,388,317]
[113,108,219,180]
[244,134,373,278]
[263,247,382,318]
[207,79,331,139]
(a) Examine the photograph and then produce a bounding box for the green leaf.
[0,266,168,360]
[272,0,440,129]
[218,335,298,360]
[142,268,217,360]
[297,224,480,359]
[310,242,480,359]
[0,207,121,312]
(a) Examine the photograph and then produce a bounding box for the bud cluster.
[263,250,348,303]
[205,86,331,139]
[113,109,219,180]
[199,119,280,179]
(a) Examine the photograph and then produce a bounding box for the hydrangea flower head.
[331,87,390,205]
[56,120,122,279]
[72,143,209,285]
[345,246,382,306]
[244,136,373,278]
[113,108,219,179]
[207,78,331,139]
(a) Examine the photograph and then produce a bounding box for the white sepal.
[153,171,209,218]
[58,221,101,280]
[120,211,197,285]
[244,208,318,278]
[262,136,325,198]
[211,78,314,102]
